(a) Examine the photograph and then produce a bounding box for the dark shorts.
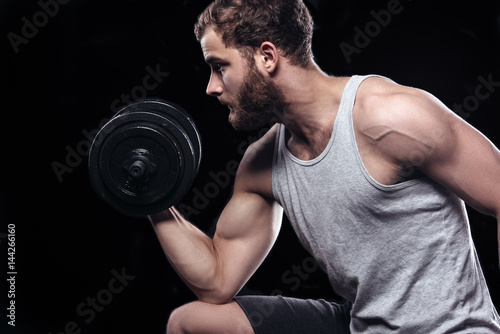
[234,295,352,334]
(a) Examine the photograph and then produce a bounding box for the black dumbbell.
[88,99,201,216]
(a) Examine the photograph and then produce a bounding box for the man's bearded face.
[220,59,285,131]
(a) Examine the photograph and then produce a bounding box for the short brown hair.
[194,0,314,67]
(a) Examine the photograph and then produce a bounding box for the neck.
[274,62,349,159]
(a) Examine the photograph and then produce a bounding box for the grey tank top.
[271,75,500,333]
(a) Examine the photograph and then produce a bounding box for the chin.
[230,118,267,132]
[228,114,245,131]
[228,116,246,131]
[228,107,275,131]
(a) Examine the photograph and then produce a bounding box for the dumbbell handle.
[128,160,148,179]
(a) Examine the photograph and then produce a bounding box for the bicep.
[207,126,282,300]
[210,186,283,300]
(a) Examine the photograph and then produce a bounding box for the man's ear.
[257,42,279,74]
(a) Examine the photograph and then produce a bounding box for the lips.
[218,99,233,111]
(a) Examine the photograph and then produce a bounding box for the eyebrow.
[205,56,225,65]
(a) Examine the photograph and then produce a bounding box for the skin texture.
[149,27,500,333]
[203,30,286,131]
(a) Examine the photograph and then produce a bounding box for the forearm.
[149,208,222,299]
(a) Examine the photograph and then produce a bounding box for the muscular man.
[149,0,500,332]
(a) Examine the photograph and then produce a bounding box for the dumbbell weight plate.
[117,99,202,176]
[89,100,201,216]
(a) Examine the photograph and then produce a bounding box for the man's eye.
[214,64,224,73]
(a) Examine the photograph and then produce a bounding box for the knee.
[165,300,253,334]
[167,301,212,334]
[166,303,193,334]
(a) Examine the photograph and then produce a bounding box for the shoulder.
[233,124,279,198]
[356,76,444,128]
[354,76,458,164]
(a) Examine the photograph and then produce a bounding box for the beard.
[221,60,286,131]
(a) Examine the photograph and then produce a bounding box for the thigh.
[234,295,352,334]
[167,300,254,334]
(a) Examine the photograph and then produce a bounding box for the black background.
[1,0,499,333]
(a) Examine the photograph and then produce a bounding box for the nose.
[206,72,223,97]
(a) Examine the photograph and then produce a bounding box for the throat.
[285,128,333,161]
